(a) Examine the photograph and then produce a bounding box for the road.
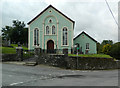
[1,63,118,86]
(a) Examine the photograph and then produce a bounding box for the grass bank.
[1,44,28,54]
[68,54,113,58]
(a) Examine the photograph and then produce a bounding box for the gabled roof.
[27,5,75,25]
[74,31,97,43]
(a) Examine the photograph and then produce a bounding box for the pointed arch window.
[34,28,39,46]
[46,26,49,34]
[63,27,68,45]
[52,25,55,34]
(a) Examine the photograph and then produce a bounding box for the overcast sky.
[0,0,119,43]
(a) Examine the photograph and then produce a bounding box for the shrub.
[109,42,120,60]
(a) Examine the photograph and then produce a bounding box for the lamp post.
[74,45,78,69]
[56,41,57,54]
[77,47,79,69]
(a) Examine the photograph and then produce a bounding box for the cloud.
[1,0,119,43]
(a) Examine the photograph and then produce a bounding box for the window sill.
[45,34,57,36]
[61,45,69,47]
[32,45,40,47]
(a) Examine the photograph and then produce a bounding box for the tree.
[2,20,28,45]
[101,40,113,45]
[97,40,113,54]
[97,42,102,54]
[2,26,13,41]
[109,42,120,60]
[102,44,112,54]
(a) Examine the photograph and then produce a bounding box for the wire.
[105,0,118,26]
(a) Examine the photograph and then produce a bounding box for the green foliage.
[0,47,16,54]
[2,20,28,45]
[1,44,28,54]
[2,26,12,40]
[11,44,28,50]
[109,42,120,60]
[102,44,112,54]
[97,40,113,54]
[68,54,112,58]
[101,40,113,45]
[97,42,102,54]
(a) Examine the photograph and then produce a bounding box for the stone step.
[24,62,37,66]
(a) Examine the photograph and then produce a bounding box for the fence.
[34,48,73,54]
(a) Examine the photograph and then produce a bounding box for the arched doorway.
[47,40,54,53]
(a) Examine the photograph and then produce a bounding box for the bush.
[102,44,111,54]
[109,42,120,60]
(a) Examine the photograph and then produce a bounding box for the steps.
[24,62,37,66]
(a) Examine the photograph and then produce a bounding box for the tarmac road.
[1,63,118,86]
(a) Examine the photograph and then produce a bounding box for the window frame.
[86,43,89,50]
[46,25,50,35]
[52,25,55,35]
[34,28,39,46]
[62,27,68,45]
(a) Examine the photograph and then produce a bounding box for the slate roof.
[74,31,97,43]
[27,5,75,26]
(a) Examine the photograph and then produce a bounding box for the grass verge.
[1,44,28,54]
[68,54,113,58]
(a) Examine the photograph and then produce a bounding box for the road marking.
[10,82,23,86]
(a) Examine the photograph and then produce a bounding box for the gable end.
[27,5,75,25]
[74,31,97,43]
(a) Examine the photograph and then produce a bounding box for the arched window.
[52,25,55,34]
[46,26,49,34]
[34,28,39,46]
[63,27,67,45]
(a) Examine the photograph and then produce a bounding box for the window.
[63,27,67,45]
[52,25,55,34]
[76,43,79,47]
[46,26,49,34]
[49,10,52,13]
[82,35,84,38]
[49,19,52,23]
[34,28,39,46]
[86,43,89,49]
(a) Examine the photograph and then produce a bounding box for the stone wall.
[37,54,120,70]
[37,54,68,68]
[67,56,119,70]
[2,54,17,61]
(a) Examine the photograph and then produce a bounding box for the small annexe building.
[73,31,97,54]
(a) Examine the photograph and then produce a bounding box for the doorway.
[47,40,54,53]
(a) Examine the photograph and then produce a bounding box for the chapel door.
[47,40,54,53]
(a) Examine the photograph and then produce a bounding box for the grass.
[11,44,28,50]
[68,54,113,58]
[0,47,16,54]
[1,44,28,54]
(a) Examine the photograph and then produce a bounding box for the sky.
[0,0,119,43]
